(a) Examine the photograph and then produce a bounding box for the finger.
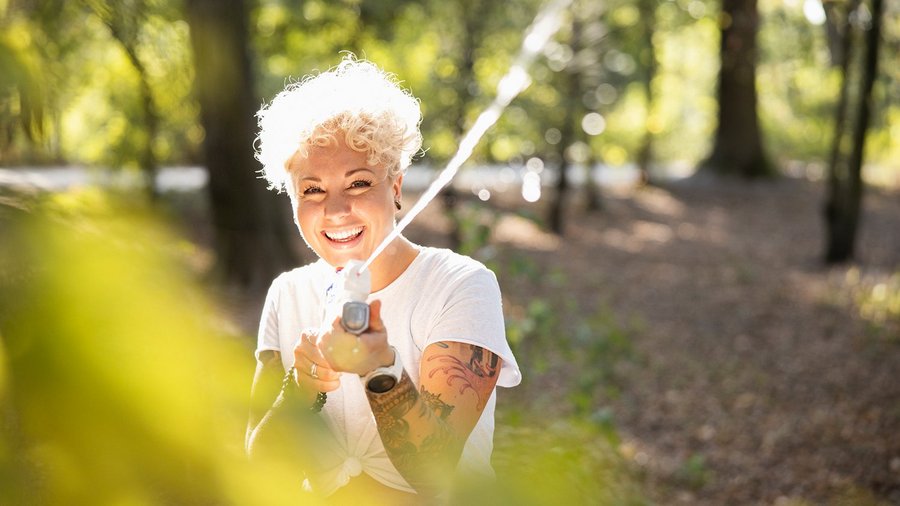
[316,321,340,356]
[368,299,384,333]
[312,378,342,392]
[296,354,340,380]
[296,331,327,362]
[311,362,341,382]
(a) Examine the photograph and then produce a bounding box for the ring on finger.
[310,362,319,379]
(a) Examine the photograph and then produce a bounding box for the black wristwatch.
[362,347,403,394]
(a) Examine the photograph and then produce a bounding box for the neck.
[366,236,419,292]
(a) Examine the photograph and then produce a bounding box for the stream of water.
[359,0,574,272]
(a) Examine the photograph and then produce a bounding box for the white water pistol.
[323,259,372,336]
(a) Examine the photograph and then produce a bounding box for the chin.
[324,251,368,269]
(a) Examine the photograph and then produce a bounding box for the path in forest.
[469,176,900,505]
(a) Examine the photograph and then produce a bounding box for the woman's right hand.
[293,329,342,401]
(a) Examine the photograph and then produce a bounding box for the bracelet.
[311,391,327,413]
[282,367,327,413]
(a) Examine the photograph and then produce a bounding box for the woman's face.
[289,140,401,269]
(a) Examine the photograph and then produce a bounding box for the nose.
[323,192,351,220]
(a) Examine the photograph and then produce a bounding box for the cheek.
[294,204,316,234]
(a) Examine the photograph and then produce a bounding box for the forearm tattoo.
[367,371,458,495]
[368,370,419,440]
[366,343,501,495]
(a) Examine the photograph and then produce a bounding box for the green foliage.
[2,0,197,169]
[3,0,899,174]
[505,297,559,374]
[675,453,712,490]
[454,201,498,257]
[0,10,47,161]
[568,305,635,411]
[489,418,646,505]
[0,190,319,505]
[502,258,637,416]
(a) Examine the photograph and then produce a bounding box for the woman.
[246,56,520,502]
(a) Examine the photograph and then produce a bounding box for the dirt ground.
[397,175,900,505]
[222,173,899,505]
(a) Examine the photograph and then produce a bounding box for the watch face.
[367,374,397,394]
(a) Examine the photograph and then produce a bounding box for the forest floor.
[214,173,900,505]
[397,174,900,505]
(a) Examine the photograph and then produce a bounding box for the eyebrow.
[297,167,376,183]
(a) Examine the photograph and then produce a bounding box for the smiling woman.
[287,144,403,285]
[245,56,521,502]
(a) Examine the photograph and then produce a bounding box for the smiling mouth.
[323,226,364,243]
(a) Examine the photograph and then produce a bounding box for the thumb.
[368,299,385,333]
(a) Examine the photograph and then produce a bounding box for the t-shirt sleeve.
[424,268,522,388]
[255,274,283,360]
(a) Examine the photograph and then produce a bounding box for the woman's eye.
[349,179,373,189]
[302,186,324,195]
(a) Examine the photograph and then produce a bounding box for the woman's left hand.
[318,299,395,376]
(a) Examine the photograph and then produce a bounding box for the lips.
[323,226,364,243]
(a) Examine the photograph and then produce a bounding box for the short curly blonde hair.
[255,56,423,197]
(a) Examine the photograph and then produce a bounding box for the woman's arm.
[367,341,501,496]
[245,335,342,460]
[318,300,502,496]
[244,350,286,456]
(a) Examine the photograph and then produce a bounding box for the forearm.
[246,368,328,462]
[366,370,464,496]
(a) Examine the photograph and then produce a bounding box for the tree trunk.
[548,19,583,235]
[700,0,771,177]
[583,153,602,212]
[441,0,490,251]
[185,0,298,288]
[94,5,161,201]
[127,49,160,201]
[637,0,657,185]
[824,0,883,263]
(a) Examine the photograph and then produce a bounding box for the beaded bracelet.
[283,366,327,413]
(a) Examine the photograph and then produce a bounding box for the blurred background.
[1,0,898,504]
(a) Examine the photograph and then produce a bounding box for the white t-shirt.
[256,246,521,495]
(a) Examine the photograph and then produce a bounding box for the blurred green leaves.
[2,0,899,173]
[0,11,46,158]
[0,191,316,505]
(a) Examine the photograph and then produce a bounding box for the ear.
[392,173,403,202]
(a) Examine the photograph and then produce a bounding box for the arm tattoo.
[366,344,500,495]
[420,388,454,420]
[368,370,418,440]
[367,371,459,495]
[425,344,501,409]
[468,346,500,378]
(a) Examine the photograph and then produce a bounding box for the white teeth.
[325,227,363,241]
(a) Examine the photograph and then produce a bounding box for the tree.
[636,0,658,185]
[86,0,162,200]
[548,15,584,235]
[436,0,498,250]
[823,0,884,263]
[185,0,298,288]
[547,0,608,230]
[0,18,45,162]
[699,0,772,177]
